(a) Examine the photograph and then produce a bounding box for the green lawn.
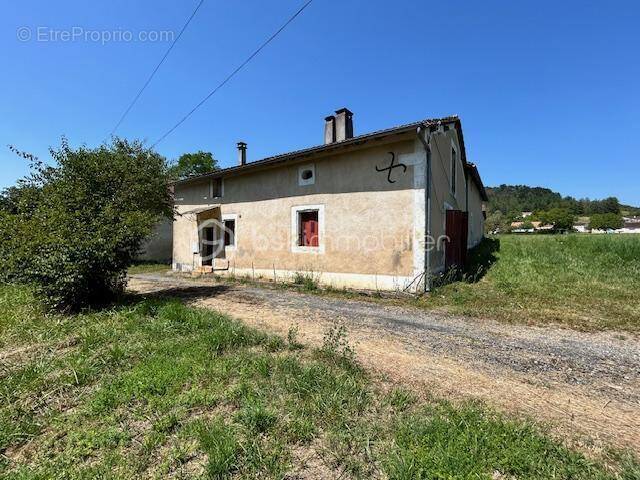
[427,234,640,331]
[1,285,638,478]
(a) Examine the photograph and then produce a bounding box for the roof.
[464,163,489,201]
[182,205,221,215]
[173,114,487,200]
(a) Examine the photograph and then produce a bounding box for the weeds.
[428,234,640,331]
[320,320,356,365]
[286,324,303,350]
[1,285,637,478]
[292,270,320,291]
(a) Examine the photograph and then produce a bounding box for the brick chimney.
[334,108,354,142]
[237,141,247,166]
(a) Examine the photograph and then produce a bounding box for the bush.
[0,138,173,311]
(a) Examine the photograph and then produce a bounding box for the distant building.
[618,221,640,234]
[510,220,551,233]
[573,222,589,233]
[521,211,533,218]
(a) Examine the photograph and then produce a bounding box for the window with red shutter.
[298,210,319,247]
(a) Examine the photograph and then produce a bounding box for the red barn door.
[445,210,469,271]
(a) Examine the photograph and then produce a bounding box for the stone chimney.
[334,108,354,142]
[324,115,336,144]
[237,141,247,166]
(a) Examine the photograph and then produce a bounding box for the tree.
[538,207,575,231]
[589,213,623,231]
[168,151,218,180]
[484,210,506,233]
[484,185,633,218]
[521,220,535,230]
[0,138,173,311]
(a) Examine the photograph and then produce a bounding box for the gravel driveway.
[129,273,640,453]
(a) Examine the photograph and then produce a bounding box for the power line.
[108,0,206,138]
[151,0,314,148]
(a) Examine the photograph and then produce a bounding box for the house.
[510,220,551,233]
[510,221,535,233]
[171,109,487,292]
[618,220,640,234]
[521,211,533,218]
[573,221,589,233]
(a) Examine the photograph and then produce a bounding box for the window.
[298,164,315,186]
[210,178,222,198]
[451,147,457,195]
[291,204,324,253]
[298,210,319,247]
[223,219,235,247]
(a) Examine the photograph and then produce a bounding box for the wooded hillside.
[485,184,638,217]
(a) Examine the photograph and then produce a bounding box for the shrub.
[292,271,319,291]
[0,138,173,311]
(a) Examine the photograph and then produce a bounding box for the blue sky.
[1,1,639,204]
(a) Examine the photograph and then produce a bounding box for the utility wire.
[108,0,206,138]
[151,0,314,148]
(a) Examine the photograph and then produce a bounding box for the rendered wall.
[136,218,173,263]
[426,128,469,274]
[466,178,485,248]
[173,138,426,290]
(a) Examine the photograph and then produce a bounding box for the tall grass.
[1,285,637,478]
[429,235,640,330]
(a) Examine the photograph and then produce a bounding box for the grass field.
[128,262,172,275]
[428,234,640,331]
[1,285,637,479]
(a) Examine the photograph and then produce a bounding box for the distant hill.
[485,185,639,218]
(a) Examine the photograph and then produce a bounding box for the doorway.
[202,226,214,266]
[445,210,469,271]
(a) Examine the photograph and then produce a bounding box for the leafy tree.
[538,208,575,231]
[0,138,173,311]
[521,220,535,230]
[589,213,623,231]
[484,210,506,233]
[168,151,218,180]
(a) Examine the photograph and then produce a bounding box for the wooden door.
[445,210,468,271]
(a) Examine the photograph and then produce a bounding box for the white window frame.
[298,164,316,186]
[291,204,325,254]
[221,213,237,251]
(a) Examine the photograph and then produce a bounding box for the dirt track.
[128,273,640,454]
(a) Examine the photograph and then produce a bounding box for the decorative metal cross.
[375,152,407,184]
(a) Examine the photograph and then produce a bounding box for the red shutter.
[308,218,319,246]
[300,211,319,247]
